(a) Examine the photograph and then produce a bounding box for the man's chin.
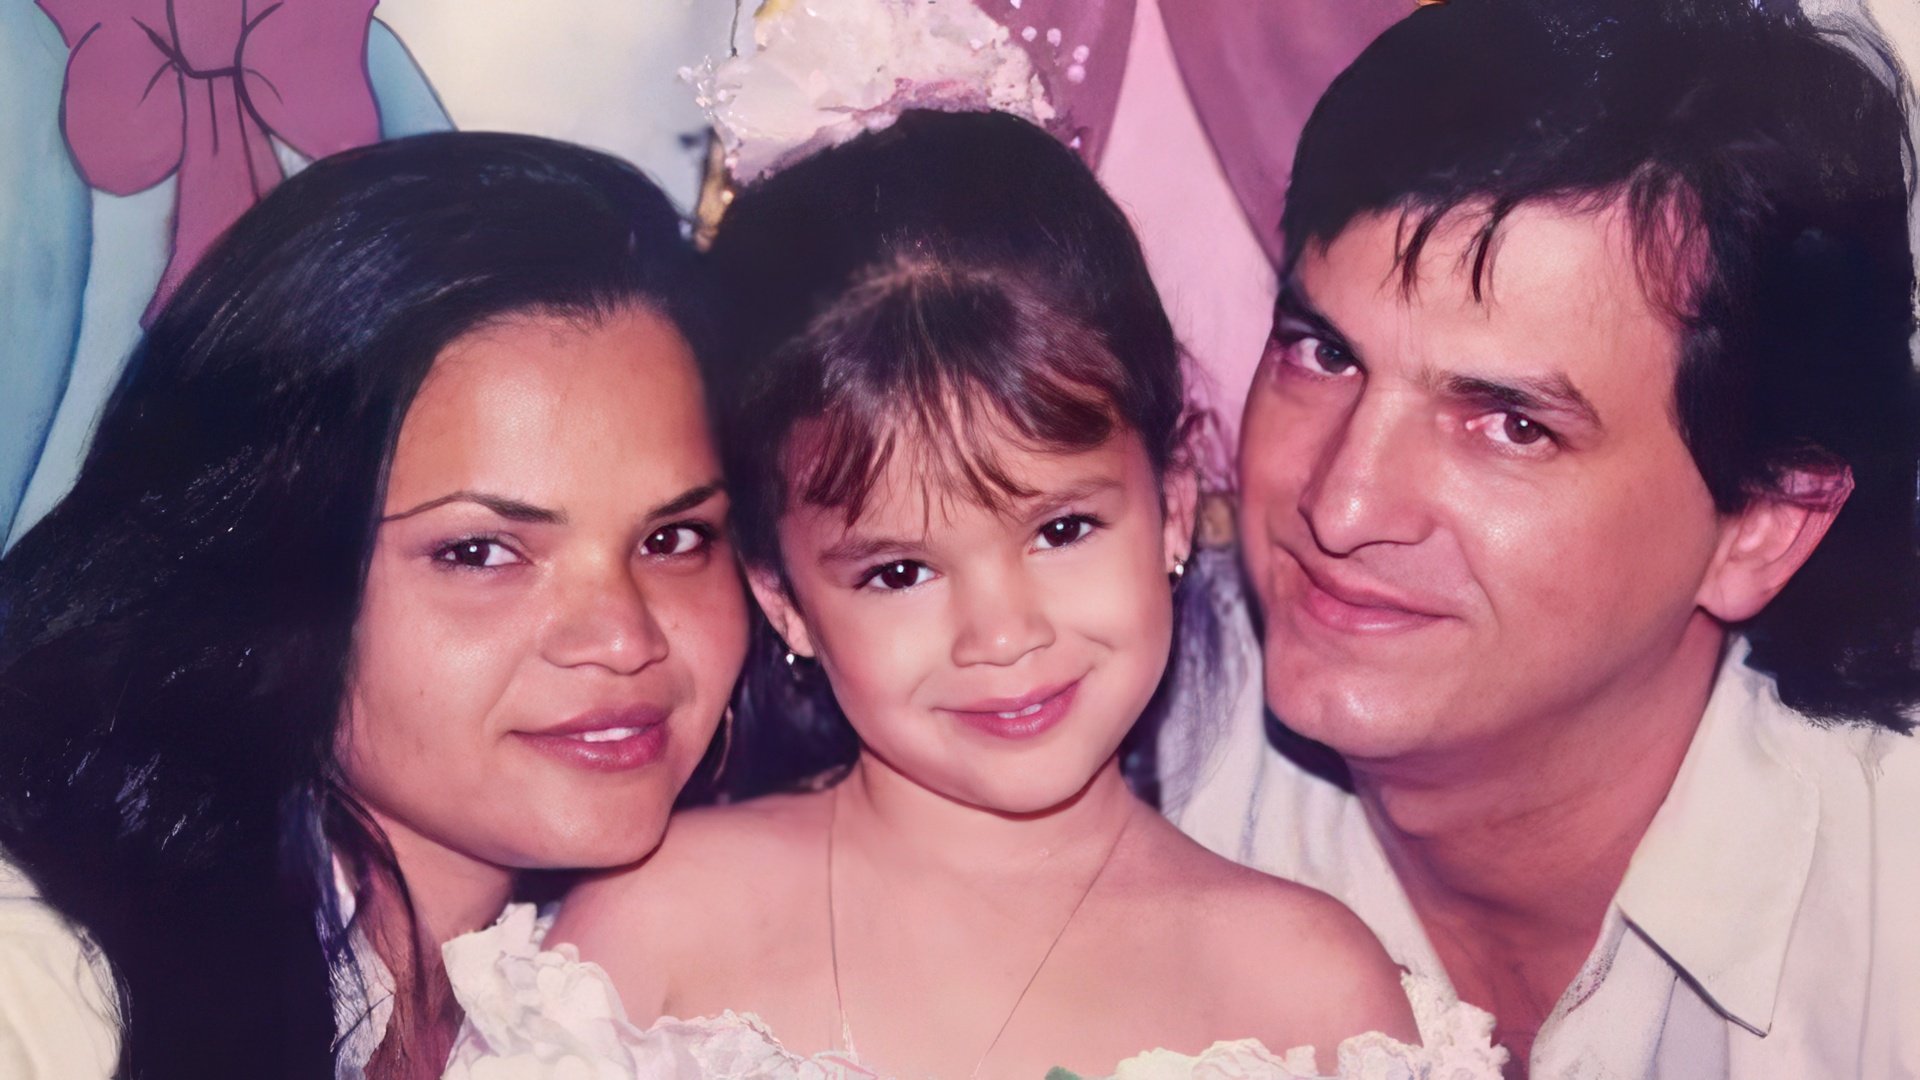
[1262,657,1450,764]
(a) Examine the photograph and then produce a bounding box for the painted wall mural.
[5,0,1913,546]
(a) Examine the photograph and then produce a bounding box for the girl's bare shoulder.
[1125,815,1418,1054]
[548,792,829,970]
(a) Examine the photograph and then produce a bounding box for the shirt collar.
[1612,640,1821,1036]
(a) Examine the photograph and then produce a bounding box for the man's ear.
[1697,465,1852,623]
[747,566,817,659]
[1161,462,1201,571]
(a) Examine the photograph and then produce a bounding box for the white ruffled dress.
[443,905,1506,1080]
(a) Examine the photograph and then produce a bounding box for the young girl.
[447,111,1502,1079]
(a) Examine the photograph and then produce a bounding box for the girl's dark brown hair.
[704,109,1212,799]
[708,109,1187,575]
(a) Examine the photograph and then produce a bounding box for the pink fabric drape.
[1161,0,1408,266]
[977,0,1136,166]
[39,0,382,321]
[988,0,1408,267]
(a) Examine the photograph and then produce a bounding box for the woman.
[0,132,748,1079]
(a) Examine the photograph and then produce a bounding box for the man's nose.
[1297,389,1435,555]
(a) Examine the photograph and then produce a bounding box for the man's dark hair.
[1282,0,1920,730]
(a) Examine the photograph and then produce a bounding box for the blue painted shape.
[4,17,454,550]
[0,6,89,547]
[9,183,174,551]
[369,18,454,139]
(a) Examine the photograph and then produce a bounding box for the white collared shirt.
[0,859,119,1080]
[1162,606,1920,1078]
[0,851,395,1080]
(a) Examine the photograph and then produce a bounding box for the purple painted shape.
[38,0,380,321]
[977,0,1136,167]
[1163,0,1408,266]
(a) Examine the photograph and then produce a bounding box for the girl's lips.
[515,705,670,772]
[944,679,1082,740]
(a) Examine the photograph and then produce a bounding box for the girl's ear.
[1161,463,1201,572]
[747,566,818,659]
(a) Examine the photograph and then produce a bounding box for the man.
[1165,1,1920,1076]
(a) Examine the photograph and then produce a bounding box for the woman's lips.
[515,705,670,772]
[943,679,1082,740]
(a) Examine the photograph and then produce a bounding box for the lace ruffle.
[1076,982,1503,1080]
[443,908,1503,1079]
[443,904,874,1079]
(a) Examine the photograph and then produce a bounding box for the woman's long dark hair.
[0,132,712,1078]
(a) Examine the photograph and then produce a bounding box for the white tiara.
[686,0,1058,183]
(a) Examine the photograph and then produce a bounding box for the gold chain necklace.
[825,784,1132,1080]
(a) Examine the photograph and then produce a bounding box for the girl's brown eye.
[862,560,931,591]
[1036,515,1097,550]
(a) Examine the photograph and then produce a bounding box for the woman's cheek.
[656,565,751,720]
[353,564,529,748]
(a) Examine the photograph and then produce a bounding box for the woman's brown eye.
[643,525,709,556]
[436,539,513,568]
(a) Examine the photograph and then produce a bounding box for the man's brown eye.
[1314,341,1356,373]
[1504,414,1547,445]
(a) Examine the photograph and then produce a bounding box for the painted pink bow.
[38,0,381,322]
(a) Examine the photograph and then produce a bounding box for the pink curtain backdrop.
[1161,0,1407,266]
[985,0,1407,267]
[976,0,1137,166]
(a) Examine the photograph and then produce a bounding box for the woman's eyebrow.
[646,482,726,521]
[381,491,565,524]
